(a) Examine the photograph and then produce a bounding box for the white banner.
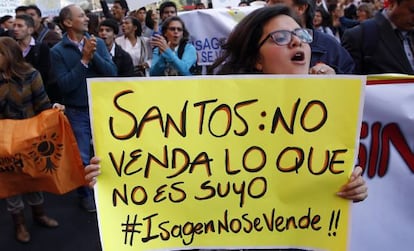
[212,0,241,8]
[0,0,85,17]
[179,6,260,66]
[125,0,158,11]
[0,0,20,16]
[350,75,414,251]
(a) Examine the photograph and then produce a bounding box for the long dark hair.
[314,6,332,28]
[123,16,142,37]
[209,5,301,74]
[161,16,190,53]
[161,16,190,48]
[145,9,155,30]
[0,37,34,80]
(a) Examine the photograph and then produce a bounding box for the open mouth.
[291,51,305,61]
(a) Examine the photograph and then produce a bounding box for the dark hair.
[238,1,250,6]
[0,15,13,25]
[46,21,56,31]
[87,12,100,36]
[357,2,374,19]
[59,4,74,28]
[138,7,146,12]
[145,10,155,29]
[15,5,28,14]
[99,18,119,35]
[209,5,301,74]
[52,15,65,33]
[0,37,34,80]
[15,14,35,28]
[159,1,177,16]
[123,16,142,37]
[292,0,314,29]
[114,0,129,13]
[161,16,190,44]
[26,5,42,17]
[314,6,332,27]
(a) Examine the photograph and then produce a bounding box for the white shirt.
[115,36,149,67]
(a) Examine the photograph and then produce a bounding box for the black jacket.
[342,12,414,74]
[25,43,62,103]
[113,44,134,77]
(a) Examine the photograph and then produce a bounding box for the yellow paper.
[88,75,365,251]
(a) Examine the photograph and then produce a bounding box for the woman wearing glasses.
[150,16,197,76]
[210,5,366,203]
[211,5,335,75]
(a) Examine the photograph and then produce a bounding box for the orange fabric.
[0,109,86,198]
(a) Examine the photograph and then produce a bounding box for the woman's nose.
[289,34,302,48]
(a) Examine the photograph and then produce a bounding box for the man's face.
[1,18,14,30]
[66,5,89,33]
[111,3,125,21]
[13,18,33,41]
[26,8,41,28]
[98,25,115,47]
[389,0,414,31]
[161,6,177,21]
[137,9,146,22]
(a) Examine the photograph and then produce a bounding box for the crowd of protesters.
[0,0,413,244]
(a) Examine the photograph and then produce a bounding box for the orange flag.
[0,109,86,198]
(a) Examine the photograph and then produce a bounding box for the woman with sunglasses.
[210,5,367,203]
[150,16,197,76]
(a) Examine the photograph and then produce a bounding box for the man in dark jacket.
[51,4,117,213]
[26,5,61,47]
[13,14,62,103]
[98,18,134,77]
[342,0,414,74]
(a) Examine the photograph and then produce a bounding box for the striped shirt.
[0,70,51,119]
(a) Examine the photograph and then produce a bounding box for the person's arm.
[85,156,101,188]
[31,71,52,113]
[117,46,135,77]
[336,166,368,202]
[100,0,114,19]
[37,44,51,87]
[90,38,117,76]
[50,45,89,94]
[309,62,336,74]
[165,44,197,76]
[341,26,363,74]
[150,45,197,76]
[149,47,167,76]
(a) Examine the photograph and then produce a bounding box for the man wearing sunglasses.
[267,0,355,74]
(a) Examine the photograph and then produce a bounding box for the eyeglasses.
[258,28,313,48]
[167,27,183,32]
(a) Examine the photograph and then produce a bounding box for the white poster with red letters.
[350,75,414,251]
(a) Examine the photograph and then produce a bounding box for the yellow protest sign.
[88,75,365,251]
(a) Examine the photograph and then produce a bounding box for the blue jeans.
[65,107,93,198]
[6,192,44,214]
